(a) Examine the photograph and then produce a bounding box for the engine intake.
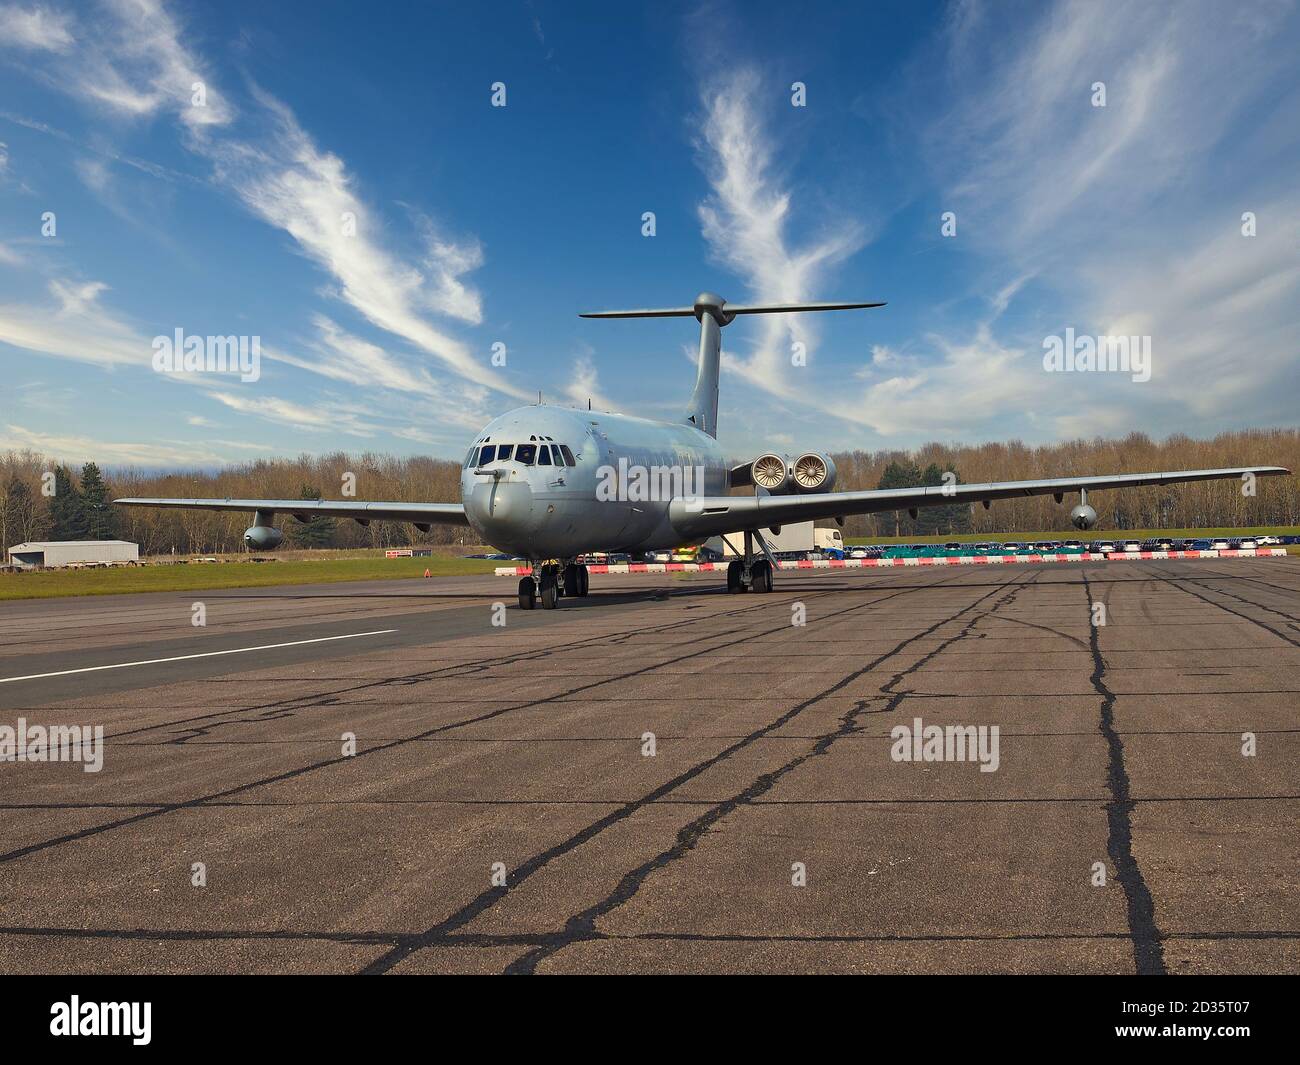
[750,453,791,493]
[792,452,837,493]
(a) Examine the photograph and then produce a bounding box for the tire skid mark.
[99,583,854,743]
[0,579,948,865]
[500,575,1033,974]
[103,572,940,743]
[353,573,1026,974]
[145,583,885,745]
[1171,577,1300,641]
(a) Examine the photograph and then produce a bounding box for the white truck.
[704,522,844,559]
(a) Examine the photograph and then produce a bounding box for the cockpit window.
[515,443,536,464]
[496,444,513,461]
[536,445,552,465]
[464,447,477,468]
[478,444,496,464]
[559,444,576,465]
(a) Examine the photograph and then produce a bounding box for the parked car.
[1210,539,1230,551]
[1186,539,1212,550]
[1091,541,1117,553]
[1233,538,1258,550]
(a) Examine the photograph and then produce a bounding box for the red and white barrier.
[494,548,1287,576]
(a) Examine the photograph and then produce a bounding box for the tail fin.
[580,292,885,439]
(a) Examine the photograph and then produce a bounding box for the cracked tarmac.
[1,558,1297,974]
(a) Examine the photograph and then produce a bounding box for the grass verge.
[0,555,502,600]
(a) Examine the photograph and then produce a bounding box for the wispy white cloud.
[0,422,276,466]
[930,0,1298,256]
[264,314,436,396]
[694,68,866,400]
[1,0,525,415]
[205,390,378,437]
[0,278,147,366]
[0,0,232,129]
[0,3,74,52]
[831,325,1041,438]
[561,344,615,412]
[196,90,523,398]
[909,0,1300,441]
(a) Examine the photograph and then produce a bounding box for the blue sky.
[1,0,1298,468]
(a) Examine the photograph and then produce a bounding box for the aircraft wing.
[667,466,1290,540]
[115,497,469,527]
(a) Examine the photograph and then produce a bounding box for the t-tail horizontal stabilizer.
[579,291,885,439]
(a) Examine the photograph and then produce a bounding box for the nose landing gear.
[518,561,589,610]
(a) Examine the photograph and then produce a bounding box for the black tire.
[726,559,744,593]
[752,560,772,593]
[578,565,589,596]
[563,564,579,597]
[517,577,536,611]
[540,568,559,609]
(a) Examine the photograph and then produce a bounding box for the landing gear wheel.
[726,559,744,593]
[752,559,773,593]
[563,563,580,597]
[540,567,559,609]
[517,576,536,611]
[578,565,589,597]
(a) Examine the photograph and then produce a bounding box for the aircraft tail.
[580,293,885,438]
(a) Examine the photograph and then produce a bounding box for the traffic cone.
[423,568,431,578]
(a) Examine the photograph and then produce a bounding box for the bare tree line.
[2,428,1295,554]
[1,450,471,556]
[828,428,1298,536]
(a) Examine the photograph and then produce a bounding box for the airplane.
[117,291,1290,610]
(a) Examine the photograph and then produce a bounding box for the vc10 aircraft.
[118,293,1289,609]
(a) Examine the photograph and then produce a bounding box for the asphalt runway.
[1,558,1297,974]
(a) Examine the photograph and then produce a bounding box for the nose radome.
[467,478,535,538]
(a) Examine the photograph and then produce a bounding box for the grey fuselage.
[460,405,728,558]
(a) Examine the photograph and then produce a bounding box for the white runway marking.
[0,629,399,684]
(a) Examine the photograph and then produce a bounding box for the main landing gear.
[725,530,774,594]
[518,561,589,610]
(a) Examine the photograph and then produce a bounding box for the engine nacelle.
[792,452,837,493]
[244,524,284,551]
[750,453,792,493]
[1069,504,1098,530]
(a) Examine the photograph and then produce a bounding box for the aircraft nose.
[466,477,535,541]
